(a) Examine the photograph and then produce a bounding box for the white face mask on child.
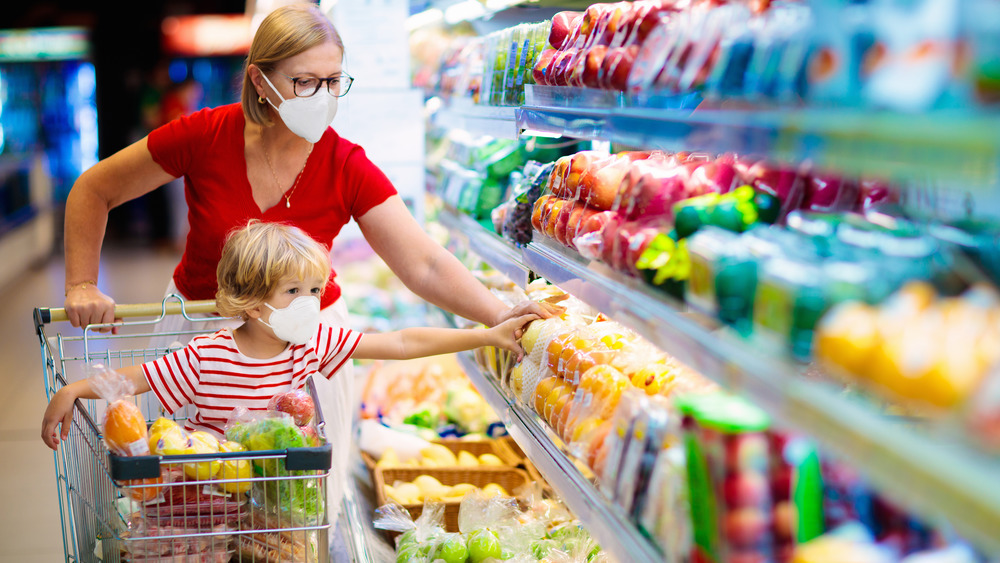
[259,296,321,345]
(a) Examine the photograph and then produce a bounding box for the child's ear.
[245,303,264,320]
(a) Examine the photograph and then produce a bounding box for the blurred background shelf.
[439,206,1000,555]
[433,84,1000,187]
[452,350,665,562]
[438,207,530,288]
[432,99,520,140]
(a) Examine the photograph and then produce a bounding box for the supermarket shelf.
[432,99,520,140]
[453,351,665,562]
[520,236,1000,556]
[442,208,1000,555]
[438,207,531,288]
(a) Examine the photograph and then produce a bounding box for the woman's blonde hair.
[216,220,332,318]
[242,3,344,127]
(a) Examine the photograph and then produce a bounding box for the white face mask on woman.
[261,73,338,143]
[259,295,321,345]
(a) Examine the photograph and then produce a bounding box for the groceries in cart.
[110,388,331,562]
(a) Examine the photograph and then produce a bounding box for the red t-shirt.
[146,103,396,309]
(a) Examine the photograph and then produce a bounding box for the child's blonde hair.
[216,220,331,318]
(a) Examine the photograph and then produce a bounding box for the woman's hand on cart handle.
[64,283,119,333]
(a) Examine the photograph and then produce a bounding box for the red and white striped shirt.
[142,323,362,437]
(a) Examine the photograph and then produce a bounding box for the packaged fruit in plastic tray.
[676,392,775,563]
[502,160,556,247]
[815,281,1000,414]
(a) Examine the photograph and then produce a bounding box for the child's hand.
[490,313,539,362]
[41,388,77,451]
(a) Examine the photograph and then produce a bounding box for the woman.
[61,3,548,525]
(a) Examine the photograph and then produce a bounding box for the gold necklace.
[262,133,313,209]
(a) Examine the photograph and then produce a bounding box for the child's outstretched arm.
[41,365,150,451]
[353,314,538,362]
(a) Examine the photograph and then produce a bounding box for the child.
[42,220,535,448]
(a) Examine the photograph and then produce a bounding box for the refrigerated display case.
[0,26,98,289]
[413,1,1000,561]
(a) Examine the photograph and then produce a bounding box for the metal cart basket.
[35,296,333,562]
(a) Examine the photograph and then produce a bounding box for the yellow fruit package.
[88,363,149,457]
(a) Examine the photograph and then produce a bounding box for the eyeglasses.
[278,71,354,98]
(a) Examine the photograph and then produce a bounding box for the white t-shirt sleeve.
[315,323,362,379]
[142,337,202,414]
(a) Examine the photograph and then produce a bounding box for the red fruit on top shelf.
[600,45,640,91]
[533,48,558,85]
[549,49,578,87]
[581,45,609,88]
[579,3,613,44]
[549,11,583,50]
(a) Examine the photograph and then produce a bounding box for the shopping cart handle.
[37,300,217,324]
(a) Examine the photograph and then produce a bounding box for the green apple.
[468,529,502,563]
[435,534,469,563]
[396,545,421,563]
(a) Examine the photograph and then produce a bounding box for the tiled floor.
[0,246,181,562]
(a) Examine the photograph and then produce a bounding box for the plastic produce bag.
[89,363,150,457]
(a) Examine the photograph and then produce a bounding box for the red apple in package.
[549,11,583,50]
[618,160,685,220]
[574,210,623,261]
[802,171,859,212]
[268,389,315,426]
[688,160,740,195]
[746,160,806,216]
[299,424,321,446]
[542,198,569,240]
[613,219,669,275]
[858,179,898,210]
[531,195,549,232]
[565,151,605,198]
[533,48,559,85]
[581,152,650,210]
[581,45,609,88]
[566,206,600,247]
[548,49,578,86]
[599,45,640,91]
[554,201,584,247]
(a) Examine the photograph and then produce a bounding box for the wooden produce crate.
[362,438,517,471]
[374,466,531,533]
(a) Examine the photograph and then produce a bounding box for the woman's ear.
[248,64,265,99]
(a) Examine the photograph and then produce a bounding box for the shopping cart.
[35,295,334,562]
